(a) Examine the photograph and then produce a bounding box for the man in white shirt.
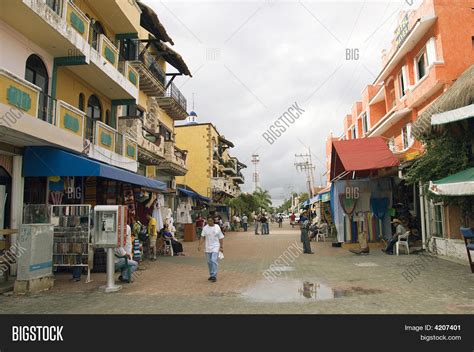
[198,216,224,282]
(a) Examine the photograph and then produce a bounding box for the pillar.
[9,155,24,276]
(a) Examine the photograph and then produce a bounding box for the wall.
[175,124,212,197]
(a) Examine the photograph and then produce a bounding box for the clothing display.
[176,197,193,224]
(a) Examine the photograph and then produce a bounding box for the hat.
[391,218,402,224]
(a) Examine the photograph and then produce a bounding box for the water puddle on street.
[241,279,383,303]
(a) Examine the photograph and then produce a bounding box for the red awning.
[330,137,399,180]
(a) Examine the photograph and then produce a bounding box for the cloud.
[145,0,422,205]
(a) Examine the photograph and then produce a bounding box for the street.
[1,222,473,314]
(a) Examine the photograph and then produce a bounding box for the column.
[9,155,24,276]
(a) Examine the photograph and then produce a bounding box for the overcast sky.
[144,0,422,206]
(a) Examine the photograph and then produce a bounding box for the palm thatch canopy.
[412,64,474,139]
[151,41,192,77]
[137,1,174,45]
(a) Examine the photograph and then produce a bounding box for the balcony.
[222,160,237,175]
[127,43,166,97]
[155,141,187,176]
[155,82,188,120]
[118,116,165,165]
[231,172,245,184]
[1,0,90,58]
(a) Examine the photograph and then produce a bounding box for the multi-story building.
[324,0,474,248]
[174,119,246,203]
[0,0,190,247]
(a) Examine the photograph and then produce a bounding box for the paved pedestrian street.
[1,223,473,314]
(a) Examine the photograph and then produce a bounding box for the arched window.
[85,95,101,141]
[91,20,105,50]
[25,54,49,121]
[78,93,85,111]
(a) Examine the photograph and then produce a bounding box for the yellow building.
[175,122,245,202]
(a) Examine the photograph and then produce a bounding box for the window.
[78,93,85,111]
[124,105,145,120]
[105,110,111,126]
[398,66,408,98]
[25,54,49,121]
[90,20,105,50]
[85,95,102,141]
[361,112,369,135]
[415,50,428,81]
[160,125,172,141]
[431,202,445,238]
[119,39,138,61]
[351,125,357,139]
[401,123,414,150]
[388,137,395,152]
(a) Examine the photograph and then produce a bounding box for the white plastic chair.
[316,223,328,242]
[163,238,174,256]
[395,231,411,256]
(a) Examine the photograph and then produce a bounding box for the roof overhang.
[368,108,412,137]
[429,168,474,196]
[369,85,385,105]
[374,15,437,85]
[431,104,474,126]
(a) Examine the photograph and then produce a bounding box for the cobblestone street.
[1,223,473,314]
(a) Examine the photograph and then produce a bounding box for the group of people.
[254,213,270,235]
[114,213,185,283]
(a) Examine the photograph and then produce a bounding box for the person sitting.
[160,224,185,256]
[114,241,138,283]
[382,218,409,255]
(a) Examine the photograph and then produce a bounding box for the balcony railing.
[165,81,187,112]
[37,92,58,125]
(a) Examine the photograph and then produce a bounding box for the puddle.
[241,279,383,303]
[354,262,379,267]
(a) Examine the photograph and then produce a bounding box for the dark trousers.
[385,236,398,253]
[301,229,311,253]
[243,223,248,231]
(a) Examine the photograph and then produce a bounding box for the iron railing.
[37,92,57,125]
[165,81,187,112]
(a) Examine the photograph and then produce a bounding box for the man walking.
[198,216,224,282]
[147,213,158,261]
[299,211,313,254]
[290,213,296,228]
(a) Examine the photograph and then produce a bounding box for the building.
[0,0,190,270]
[175,119,246,203]
[323,0,474,249]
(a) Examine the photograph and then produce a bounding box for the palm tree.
[253,187,272,211]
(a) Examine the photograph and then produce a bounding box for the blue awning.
[177,187,211,203]
[23,146,166,191]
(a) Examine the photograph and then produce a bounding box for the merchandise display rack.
[51,205,92,283]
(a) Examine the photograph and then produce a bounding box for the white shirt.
[125,224,132,256]
[201,224,224,253]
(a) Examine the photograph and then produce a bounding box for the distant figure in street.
[198,216,224,282]
[195,214,205,239]
[254,213,261,235]
[278,215,283,228]
[242,214,248,232]
[261,214,269,235]
[290,213,296,228]
[147,213,158,261]
[382,218,409,255]
[300,211,313,254]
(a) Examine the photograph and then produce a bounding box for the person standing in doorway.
[300,211,313,254]
[242,214,248,232]
[147,213,158,261]
[198,216,224,282]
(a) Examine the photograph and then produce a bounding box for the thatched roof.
[412,64,474,139]
[137,1,174,45]
[151,41,192,77]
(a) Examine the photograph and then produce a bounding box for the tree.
[253,187,272,211]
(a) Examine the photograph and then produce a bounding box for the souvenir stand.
[50,205,92,283]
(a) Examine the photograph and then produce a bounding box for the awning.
[330,137,400,180]
[429,168,474,196]
[177,187,211,203]
[431,104,474,126]
[151,41,192,77]
[23,147,167,191]
[412,65,474,138]
[137,1,174,45]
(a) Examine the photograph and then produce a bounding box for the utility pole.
[294,147,316,198]
[251,153,260,192]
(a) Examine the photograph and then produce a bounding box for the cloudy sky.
[144,0,422,206]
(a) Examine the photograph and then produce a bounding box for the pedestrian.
[278,215,283,228]
[242,214,248,232]
[261,214,269,235]
[254,213,260,235]
[198,216,224,282]
[146,213,158,261]
[300,211,313,254]
[290,212,296,228]
[195,214,205,239]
